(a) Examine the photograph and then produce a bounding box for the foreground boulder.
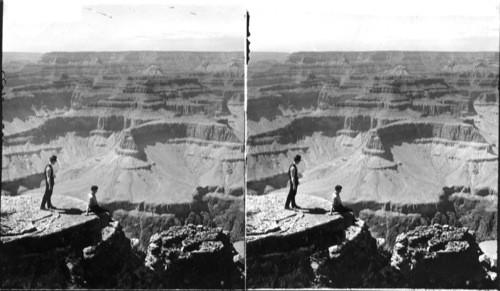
[145,224,243,289]
[391,224,497,288]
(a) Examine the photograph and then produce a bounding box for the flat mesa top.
[246,192,343,241]
[1,193,97,243]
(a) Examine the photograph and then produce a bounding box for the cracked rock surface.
[391,224,497,288]
[145,224,243,289]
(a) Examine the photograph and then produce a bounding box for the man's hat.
[91,185,98,191]
[294,154,302,162]
[50,155,57,162]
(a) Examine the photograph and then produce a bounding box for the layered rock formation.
[391,224,497,288]
[145,224,243,288]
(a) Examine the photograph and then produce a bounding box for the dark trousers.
[41,186,53,208]
[90,205,109,214]
[334,204,353,214]
[285,186,298,208]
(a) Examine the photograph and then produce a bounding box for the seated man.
[329,185,354,216]
[85,185,110,216]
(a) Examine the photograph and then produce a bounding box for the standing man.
[285,154,301,210]
[41,155,57,210]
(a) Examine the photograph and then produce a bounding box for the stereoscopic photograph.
[1,0,499,290]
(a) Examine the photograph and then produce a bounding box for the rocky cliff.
[0,193,156,288]
[246,193,387,288]
[145,224,243,288]
[1,192,244,289]
[246,192,497,288]
[391,224,497,288]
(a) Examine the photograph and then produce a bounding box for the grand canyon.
[1,51,245,288]
[246,51,498,288]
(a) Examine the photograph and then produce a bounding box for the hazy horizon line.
[4,49,499,55]
[3,50,244,54]
[252,50,500,53]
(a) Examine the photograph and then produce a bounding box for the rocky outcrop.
[391,224,497,288]
[0,193,158,289]
[0,192,245,289]
[310,220,389,288]
[246,193,387,288]
[112,192,245,252]
[144,224,243,289]
[78,220,158,288]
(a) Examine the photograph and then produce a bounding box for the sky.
[3,0,500,52]
[248,0,500,52]
[3,0,245,52]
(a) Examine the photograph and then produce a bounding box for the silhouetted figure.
[285,155,301,210]
[329,185,354,215]
[85,185,110,216]
[41,155,57,210]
